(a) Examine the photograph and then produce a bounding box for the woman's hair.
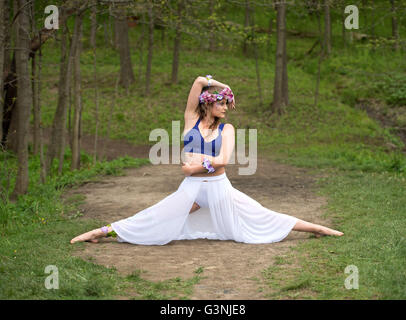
[196,85,229,131]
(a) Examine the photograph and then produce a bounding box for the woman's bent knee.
[189,202,200,214]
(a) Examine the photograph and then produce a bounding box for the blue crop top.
[183,118,225,157]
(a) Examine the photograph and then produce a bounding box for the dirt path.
[66,144,332,300]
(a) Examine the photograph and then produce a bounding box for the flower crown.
[199,87,234,105]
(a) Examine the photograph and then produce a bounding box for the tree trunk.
[46,15,75,176]
[4,0,19,152]
[31,0,40,155]
[281,11,288,107]
[324,0,331,56]
[12,0,32,198]
[209,0,215,51]
[250,4,263,108]
[37,32,46,184]
[342,0,346,48]
[267,14,273,57]
[271,0,288,114]
[171,0,182,84]
[145,3,154,96]
[101,76,119,161]
[115,12,135,89]
[92,20,100,164]
[71,14,84,170]
[3,0,12,75]
[315,10,323,107]
[0,0,5,143]
[242,0,251,57]
[90,1,97,49]
[390,0,399,51]
[137,16,145,82]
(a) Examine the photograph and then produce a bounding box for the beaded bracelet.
[202,157,215,173]
[206,74,212,87]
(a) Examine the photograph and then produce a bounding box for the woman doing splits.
[70,76,343,244]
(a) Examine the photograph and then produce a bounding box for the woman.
[70,76,343,244]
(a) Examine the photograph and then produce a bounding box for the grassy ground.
[1,6,406,299]
[257,168,406,299]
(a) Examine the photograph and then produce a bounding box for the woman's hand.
[181,162,194,176]
[230,97,236,110]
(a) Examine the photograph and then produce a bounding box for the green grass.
[259,170,406,299]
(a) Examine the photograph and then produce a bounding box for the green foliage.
[372,74,406,106]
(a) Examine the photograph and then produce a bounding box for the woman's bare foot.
[70,229,104,244]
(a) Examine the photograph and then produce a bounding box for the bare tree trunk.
[30,0,40,155]
[324,0,331,56]
[115,12,135,89]
[37,32,46,184]
[315,9,323,107]
[90,1,97,49]
[208,0,215,51]
[281,11,288,107]
[137,17,145,82]
[46,15,75,176]
[145,3,154,96]
[12,0,32,198]
[267,14,273,57]
[242,0,251,57]
[250,4,263,108]
[0,0,5,144]
[101,76,119,161]
[3,0,12,75]
[390,0,399,51]
[370,1,375,40]
[103,20,109,47]
[92,21,100,164]
[4,0,19,152]
[171,0,182,84]
[341,0,346,48]
[271,0,288,114]
[71,14,84,170]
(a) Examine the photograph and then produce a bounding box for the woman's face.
[211,99,228,118]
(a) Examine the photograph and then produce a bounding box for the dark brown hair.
[196,86,229,131]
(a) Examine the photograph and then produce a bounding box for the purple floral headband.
[199,87,234,105]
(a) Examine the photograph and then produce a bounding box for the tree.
[171,0,183,84]
[242,0,252,56]
[145,1,154,96]
[71,13,84,170]
[390,0,399,51]
[114,9,135,89]
[0,0,5,144]
[12,0,32,197]
[1,1,88,150]
[271,0,288,114]
[324,0,332,56]
[46,13,76,176]
[92,3,100,164]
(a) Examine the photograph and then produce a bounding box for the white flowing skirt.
[111,172,298,245]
